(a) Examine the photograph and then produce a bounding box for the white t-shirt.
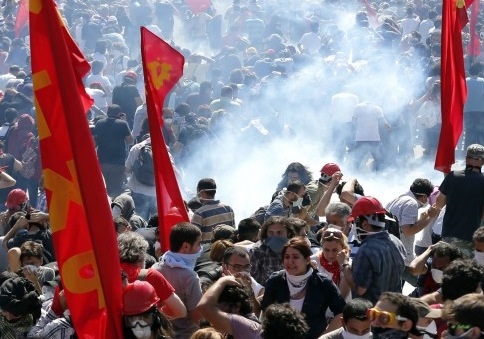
[353,102,384,141]
[331,92,359,123]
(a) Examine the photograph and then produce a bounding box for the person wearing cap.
[409,298,441,339]
[112,70,143,129]
[93,104,133,198]
[385,178,435,286]
[341,196,405,304]
[428,144,484,258]
[191,178,235,245]
[122,280,175,339]
[441,293,484,339]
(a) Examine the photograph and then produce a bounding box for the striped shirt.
[191,199,235,244]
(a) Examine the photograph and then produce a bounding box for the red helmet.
[123,71,138,82]
[123,280,159,316]
[5,189,28,209]
[320,163,341,182]
[351,196,386,218]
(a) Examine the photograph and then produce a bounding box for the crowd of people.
[0,0,482,337]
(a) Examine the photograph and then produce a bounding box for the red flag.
[466,0,480,56]
[14,0,29,37]
[436,0,471,173]
[140,27,189,252]
[186,0,212,14]
[30,0,123,337]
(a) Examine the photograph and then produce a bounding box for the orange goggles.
[367,308,408,325]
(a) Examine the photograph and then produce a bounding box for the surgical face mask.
[430,268,443,284]
[418,199,429,208]
[112,205,122,218]
[292,195,303,208]
[265,235,288,255]
[422,320,437,339]
[342,329,371,339]
[474,251,484,266]
[446,328,474,339]
[164,118,173,125]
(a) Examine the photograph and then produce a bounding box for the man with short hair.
[370,292,421,338]
[442,293,484,338]
[386,178,435,285]
[429,144,484,258]
[324,202,352,235]
[319,298,373,339]
[234,218,260,248]
[117,232,187,320]
[152,222,204,339]
[341,197,406,304]
[408,241,463,297]
[112,70,143,129]
[191,178,235,245]
[93,104,133,197]
[264,180,306,222]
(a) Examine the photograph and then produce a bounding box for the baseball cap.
[410,298,442,319]
[466,144,484,160]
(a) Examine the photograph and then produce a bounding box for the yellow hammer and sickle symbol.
[456,0,465,8]
[147,61,172,90]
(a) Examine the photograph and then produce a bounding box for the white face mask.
[431,268,443,284]
[342,329,371,339]
[130,320,151,339]
[422,320,437,339]
[112,205,122,218]
[164,118,173,125]
[474,251,484,266]
[292,195,303,208]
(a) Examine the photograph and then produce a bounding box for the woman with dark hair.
[0,276,42,337]
[276,162,313,190]
[261,237,346,339]
[123,280,175,339]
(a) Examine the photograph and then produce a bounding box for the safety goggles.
[447,323,472,336]
[367,308,408,325]
[125,318,150,329]
[323,229,344,240]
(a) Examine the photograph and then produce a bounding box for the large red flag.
[14,0,29,37]
[436,0,472,173]
[140,27,189,252]
[30,0,123,337]
[466,0,480,57]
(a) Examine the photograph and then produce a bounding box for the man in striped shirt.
[191,178,235,244]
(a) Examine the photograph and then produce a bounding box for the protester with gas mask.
[122,280,175,339]
[319,298,373,339]
[250,216,296,286]
[340,197,406,304]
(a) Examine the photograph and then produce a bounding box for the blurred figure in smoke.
[351,102,391,172]
[329,91,359,162]
[414,81,441,160]
[463,62,484,150]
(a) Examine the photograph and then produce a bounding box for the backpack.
[132,143,155,186]
[385,210,401,239]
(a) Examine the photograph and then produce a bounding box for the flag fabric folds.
[14,0,29,37]
[466,0,480,57]
[436,0,473,173]
[140,27,189,252]
[30,0,123,337]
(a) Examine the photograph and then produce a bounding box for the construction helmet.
[123,280,159,316]
[351,196,387,227]
[320,163,341,182]
[5,189,28,209]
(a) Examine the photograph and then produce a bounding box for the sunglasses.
[323,229,343,240]
[367,308,408,325]
[447,323,472,336]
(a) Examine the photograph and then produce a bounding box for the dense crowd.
[0,0,482,338]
